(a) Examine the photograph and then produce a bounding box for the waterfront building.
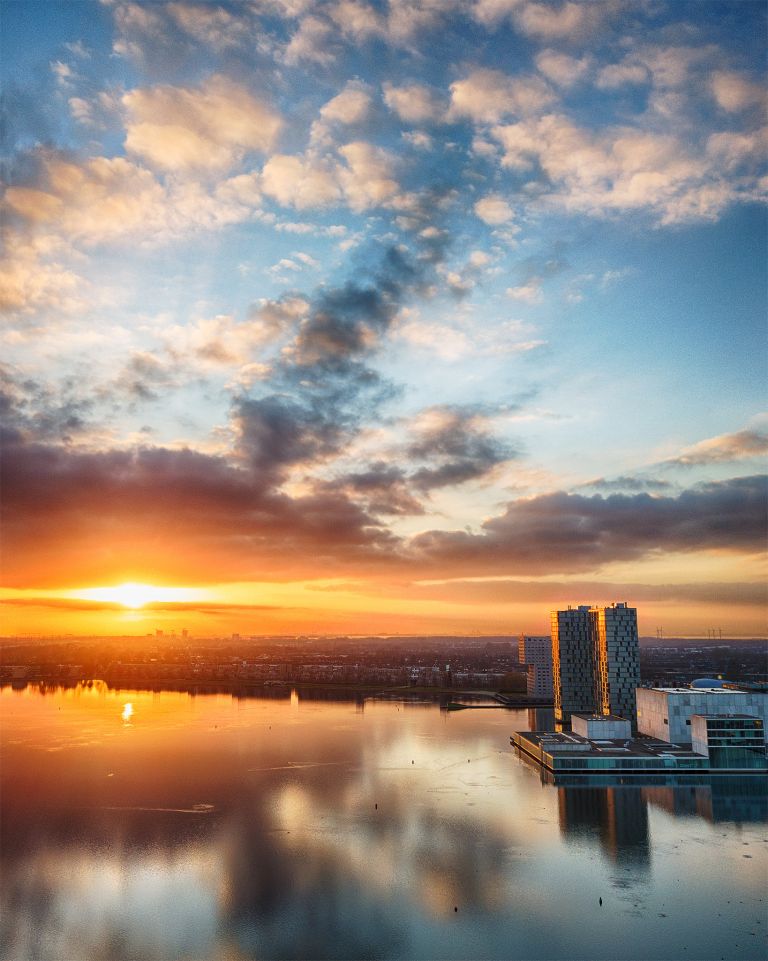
[690,714,766,769]
[552,607,595,721]
[636,687,768,742]
[519,634,553,698]
[592,603,640,721]
[571,714,631,740]
[510,730,709,775]
[552,603,640,724]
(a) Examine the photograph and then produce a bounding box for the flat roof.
[691,713,763,720]
[512,730,705,761]
[643,687,753,695]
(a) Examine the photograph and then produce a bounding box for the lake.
[1,684,766,961]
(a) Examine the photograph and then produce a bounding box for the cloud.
[578,476,674,493]
[161,299,305,372]
[382,82,445,124]
[328,0,384,42]
[474,194,514,225]
[395,320,471,361]
[328,462,426,516]
[261,142,398,212]
[661,427,768,468]
[262,154,341,208]
[450,69,555,123]
[596,61,649,90]
[405,405,514,491]
[0,430,395,587]
[490,112,766,224]
[710,71,766,113]
[1,365,93,443]
[283,15,336,65]
[165,3,251,51]
[113,351,177,402]
[408,577,768,609]
[535,49,591,87]
[337,141,400,211]
[123,75,282,172]
[506,282,541,303]
[0,236,86,318]
[410,475,768,575]
[320,82,372,125]
[472,0,611,39]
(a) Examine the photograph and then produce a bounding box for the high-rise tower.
[591,603,640,722]
[552,603,640,725]
[519,634,554,698]
[552,606,595,721]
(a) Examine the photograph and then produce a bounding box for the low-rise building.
[510,730,709,775]
[690,714,766,770]
[636,688,768,743]
[571,714,632,740]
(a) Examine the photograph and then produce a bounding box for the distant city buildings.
[552,603,640,724]
[519,634,553,698]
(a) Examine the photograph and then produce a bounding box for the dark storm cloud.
[234,394,344,478]
[234,242,438,477]
[0,366,91,443]
[289,245,418,370]
[327,462,426,516]
[407,405,515,491]
[0,420,397,586]
[410,475,768,574]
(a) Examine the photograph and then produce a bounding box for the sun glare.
[75,582,206,609]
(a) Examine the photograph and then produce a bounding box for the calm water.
[1,685,766,961]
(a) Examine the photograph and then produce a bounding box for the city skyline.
[2,1,766,637]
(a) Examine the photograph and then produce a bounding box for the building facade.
[592,603,641,721]
[690,714,767,770]
[519,634,554,698]
[552,603,640,724]
[552,607,595,721]
[636,687,768,743]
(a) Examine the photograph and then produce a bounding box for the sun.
[74,582,206,609]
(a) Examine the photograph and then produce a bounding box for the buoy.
[454,906,458,913]
[375,803,378,810]
[599,898,603,906]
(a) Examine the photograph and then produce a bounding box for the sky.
[1,0,766,638]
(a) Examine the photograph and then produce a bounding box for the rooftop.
[646,687,756,695]
[512,730,706,761]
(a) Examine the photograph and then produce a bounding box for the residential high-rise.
[592,603,641,721]
[551,606,595,721]
[519,634,554,698]
[552,603,640,725]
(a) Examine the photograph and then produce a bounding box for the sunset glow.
[73,583,209,610]
[1,1,765,637]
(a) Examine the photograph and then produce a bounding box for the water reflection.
[1,686,766,961]
[644,777,768,824]
[558,787,650,868]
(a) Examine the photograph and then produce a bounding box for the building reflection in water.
[527,707,556,732]
[557,787,651,868]
[643,777,768,824]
